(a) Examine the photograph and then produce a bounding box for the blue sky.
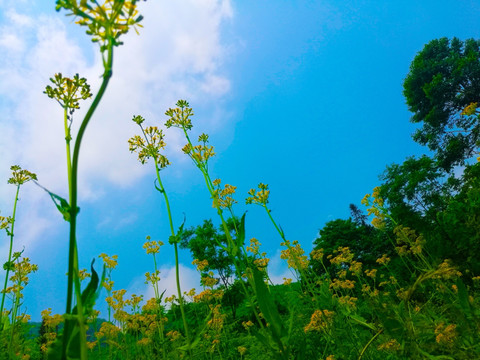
[0,1,479,321]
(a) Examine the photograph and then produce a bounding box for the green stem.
[264,206,317,293]
[64,108,73,196]
[0,184,20,329]
[358,329,383,359]
[153,158,192,355]
[63,41,114,360]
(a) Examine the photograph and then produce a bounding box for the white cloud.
[0,0,235,251]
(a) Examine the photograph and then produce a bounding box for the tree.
[180,217,248,318]
[180,217,239,288]
[310,206,391,277]
[379,155,480,276]
[379,155,461,231]
[403,37,480,170]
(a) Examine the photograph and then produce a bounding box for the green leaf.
[251,267,288,355]
[3,261,14,271]
[33,181,79,222]
[169,216,187,244]
[236,212,247,251]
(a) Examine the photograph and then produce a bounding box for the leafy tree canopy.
[403,37,480,169]
[180,217,239,288]
[311,206,391,275]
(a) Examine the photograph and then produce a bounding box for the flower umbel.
[164,100,194,130]
[246,183,270,206]
[44,73,92,110]
[8,165,37,186]
[55,0,146,52]
[129,118,170,167]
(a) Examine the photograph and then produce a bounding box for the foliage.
[180,218,239,288]
[403,37,480,170]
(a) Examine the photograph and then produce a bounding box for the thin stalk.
[8,267,22,352]
[64,108,73,195]
[153,158,192,356]
[264,207,317,293]
[0,185,20,328]
[358,329,383,359]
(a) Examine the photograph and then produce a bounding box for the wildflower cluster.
[280,240,309,271]
[328,246,354,266]
[304,309,335,333]
[143,237,164,254]
[194,289,223,303]
[432,259,462,280]
[95,321,121,342]
[99,253,118,269]
[44,73,92,111]
[125,293,143,313]
[330,278,355,291]
[336,295,358,309]
[128,119,169,167]
[435,323,457,347]
[39,308,64,353]
[204,304,226,353]
[310,248,324,261]
[245,183,270,206]
[145,271,161,286]
[212,179,237,209]
[192,259,209,272]
[4,257,38,299]
[164,100,193,130]
[246,237,261,255]
[376,253,391,266]
[393,226,426,256]
[55,0,146,51]
[182,134,216,165]
[7,166,37,186]
[106,289,129,325]
[78,268,91,282]
[377,338,401,352]
[361,186,386,229]
[201,271,219,288]
[0,215,12,233]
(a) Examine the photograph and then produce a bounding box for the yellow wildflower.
[246,183,270,206]
[435,323,457,347]
[304,309,334,333]
[143,238,164,254]
[376,254,391,266]
[192,259,209,271]
[98,253,118,269]
[365,269,377,279]
[242,320,254,331]
[377,338,401,352]
[237,346,247,355]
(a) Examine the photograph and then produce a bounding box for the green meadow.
[1,2,479,359]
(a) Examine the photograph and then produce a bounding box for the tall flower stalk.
[0,166,37,330]
[45,1,146,358]
[128,115,192,354]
